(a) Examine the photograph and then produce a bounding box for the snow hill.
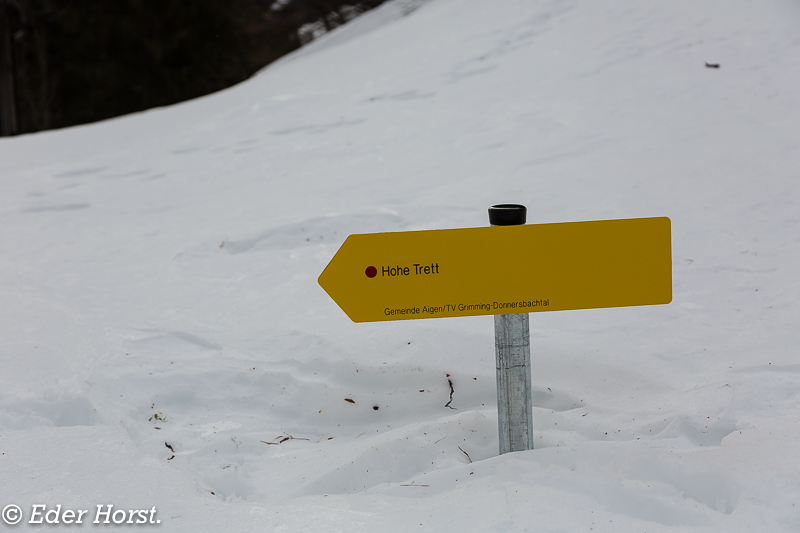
[2,0,800,531]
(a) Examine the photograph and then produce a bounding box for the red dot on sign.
[365,266,377,278]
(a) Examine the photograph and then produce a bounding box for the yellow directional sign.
[318,217,672,322]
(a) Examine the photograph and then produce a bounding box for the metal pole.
[489,204,533,454]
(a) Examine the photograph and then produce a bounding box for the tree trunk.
[0,4,19,136]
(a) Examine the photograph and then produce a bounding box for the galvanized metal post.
[489,204,533,454]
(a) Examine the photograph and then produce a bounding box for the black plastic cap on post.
[488,204,527,226]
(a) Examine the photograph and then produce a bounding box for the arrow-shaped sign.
[318,217,672,323]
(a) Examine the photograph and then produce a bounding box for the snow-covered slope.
[2,0,800,530]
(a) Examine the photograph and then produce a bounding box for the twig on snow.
[260,433,310,445]
[444,376,456,410]
[458,446,472,463]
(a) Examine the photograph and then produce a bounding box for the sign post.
[489,204,533,453]
[318,212,672,455]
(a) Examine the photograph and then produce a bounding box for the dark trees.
[1,0,385,134]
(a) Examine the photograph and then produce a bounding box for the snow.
[1,0,800,530]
